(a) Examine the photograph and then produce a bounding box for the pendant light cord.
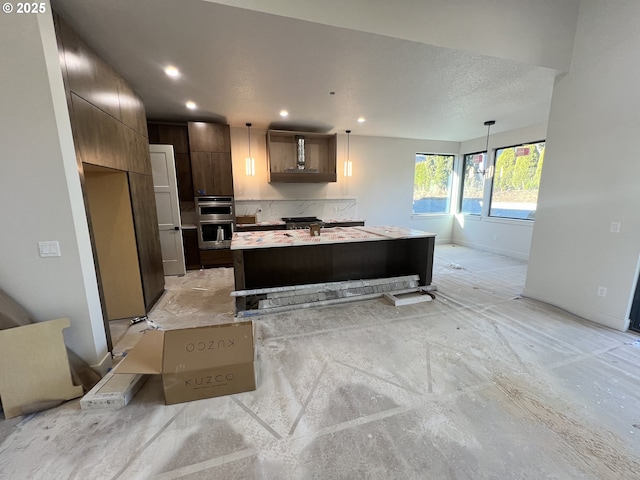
[483,120,495,173]
[246,123,252,158]
[346,129,351,161]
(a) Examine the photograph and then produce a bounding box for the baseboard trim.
[91,352,113,377]
[451,239,530,261]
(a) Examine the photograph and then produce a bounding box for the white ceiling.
[51,0,577,142]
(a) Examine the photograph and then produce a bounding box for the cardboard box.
[309,223,321,236]
[117,321,255,405]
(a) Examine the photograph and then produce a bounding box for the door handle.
[174,226,180,231]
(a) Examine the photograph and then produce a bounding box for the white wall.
[231,127,459,243]
[208,0,579,71]
[453,123,548,260]
[525,0,640,331]
[0,9,109,369]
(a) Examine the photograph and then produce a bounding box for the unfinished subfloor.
[2,244,640,479]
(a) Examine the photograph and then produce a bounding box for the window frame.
[488,139,545,221]
[459,149,487,216]
[412,152,456,216]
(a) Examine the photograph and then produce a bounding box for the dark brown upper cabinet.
[188,122,231,153]
[148,122,194,201]
[191,152,234,196]
[188,122,234,196]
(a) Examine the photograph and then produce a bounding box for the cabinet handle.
[174,226,180,231]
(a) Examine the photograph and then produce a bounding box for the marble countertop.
[231,226,435,250]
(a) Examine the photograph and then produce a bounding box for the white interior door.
[150,145,186,276]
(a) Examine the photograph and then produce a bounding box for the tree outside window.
[412,154,454,214]
[460,152,486,215]
[489,142,545,220]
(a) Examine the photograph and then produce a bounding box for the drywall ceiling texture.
[52,0,560,141]
[525,0,640,331]
[0,12,108,367]
[207,0,580,71]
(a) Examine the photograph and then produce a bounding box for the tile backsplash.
[234,198,359,223]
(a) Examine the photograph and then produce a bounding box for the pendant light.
[245,123,255,176]
[343,130,353,178]
[482,120,495,176]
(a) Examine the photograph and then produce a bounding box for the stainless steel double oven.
[195,196,235,249]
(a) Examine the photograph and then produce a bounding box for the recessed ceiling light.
[357,117,366,123]
[164,66,180,78]
[186,101,197,110]
[280,110,289,117]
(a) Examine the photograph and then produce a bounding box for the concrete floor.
[2,244,640,479]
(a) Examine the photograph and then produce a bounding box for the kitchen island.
[231,226,436,312]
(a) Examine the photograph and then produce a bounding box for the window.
[413,153,454,214]
[489,141,545,220]
[460,151,486,215]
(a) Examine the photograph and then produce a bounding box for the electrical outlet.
[597,286,607,297]
[492,234,498,241]
[610,222,621,233]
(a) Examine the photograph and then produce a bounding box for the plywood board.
[84,166,146,320]
[0,318,83,418]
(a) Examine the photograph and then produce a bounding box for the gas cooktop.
[281,216,322,223]
[282,217,324,230]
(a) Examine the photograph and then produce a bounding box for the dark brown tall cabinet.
[147,123,194,202]
[55,13,164,349]
[188,122,234,196]
[148,120,235,269]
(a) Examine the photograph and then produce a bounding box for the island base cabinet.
[232,236,434,312]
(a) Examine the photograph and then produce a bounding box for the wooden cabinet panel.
[191,152,213,196]
[128,172,165,310]
[267,130,337,183]
[191,152,234,196]
[188,122,231,153]
[71,93,127,170]
[211,152,234,196]
[182,229,201,270]
[147,123,160,144]
[57,15,163,334]
[148,123,190,154]
[200,248,233,268]
[161,124,190,153]
[148,123,193,201]
[118,79,148,137]
[58,18,122,121]
[73,94,150,175]
[175,153,194,201]
[122,126,152,175]
[236,237,434,293]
